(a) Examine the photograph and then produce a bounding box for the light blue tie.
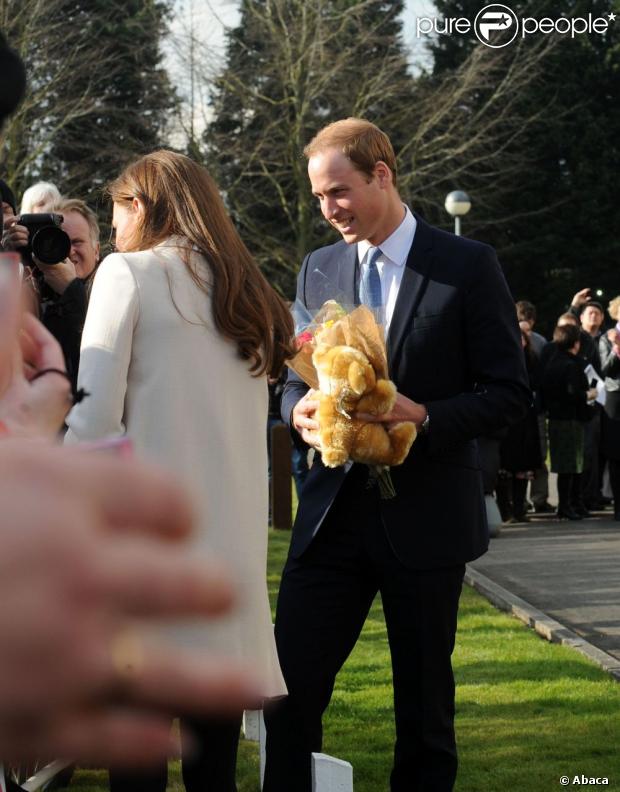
[359,246,382,309]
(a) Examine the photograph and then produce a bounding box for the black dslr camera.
[18,213,71,265]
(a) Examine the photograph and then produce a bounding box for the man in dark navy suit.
[263,118,529,792]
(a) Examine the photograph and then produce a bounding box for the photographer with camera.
[2,198,100,391]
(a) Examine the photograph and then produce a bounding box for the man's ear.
[374,161,393,188]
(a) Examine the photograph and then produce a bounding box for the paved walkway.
[469,512,620,667]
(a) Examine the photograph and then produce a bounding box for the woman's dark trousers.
[108,714,242,792]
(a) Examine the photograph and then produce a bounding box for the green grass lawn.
[70,528,620,792]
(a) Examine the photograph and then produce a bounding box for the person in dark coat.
[541,324,596,520]
[539,312,600,374]
[539,312,603,511]
[263,118,530,792]
[497,324,542,522]
[517,302,552,513]
[599,296,620,520]
[568,290,606,507]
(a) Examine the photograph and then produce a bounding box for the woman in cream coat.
[66,150,294,792]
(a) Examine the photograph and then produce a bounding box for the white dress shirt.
[357,205,417,334]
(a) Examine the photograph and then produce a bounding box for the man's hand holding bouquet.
[288,297,417,498]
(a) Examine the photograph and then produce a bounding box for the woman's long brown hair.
[108,150,295,377]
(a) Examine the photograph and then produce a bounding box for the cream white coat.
[66,241,286,699]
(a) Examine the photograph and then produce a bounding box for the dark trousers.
[496,474,528,520]
[610,459,620,517]
[571,472,586,510]
[108,714,242,792]
[263,467,465,792]
[557,473,574,513]
[583,409,602,506]
[530,414,549,507]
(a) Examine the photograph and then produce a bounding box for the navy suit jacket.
[282,215,530,570]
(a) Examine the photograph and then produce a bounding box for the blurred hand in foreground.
[0,440,257,765]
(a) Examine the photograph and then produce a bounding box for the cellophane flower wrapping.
[286,295,405,498]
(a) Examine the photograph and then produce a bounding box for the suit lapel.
[387,215,435,372]
[306,242,358,311]
[336,242,358,304]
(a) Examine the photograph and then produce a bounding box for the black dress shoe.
[574,504,591,518]
[557,507,583,521]
[513,512,530,523]
[534,501,555,513]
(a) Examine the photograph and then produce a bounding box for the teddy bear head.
[313,343,376,417]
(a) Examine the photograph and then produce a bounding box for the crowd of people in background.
[490,293,620,523]
[1,177,99,392]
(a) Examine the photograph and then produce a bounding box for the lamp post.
[444,190,471,236]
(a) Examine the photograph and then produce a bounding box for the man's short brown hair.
[516,300,536,323]
[303,118,398,187]
[553,323,580,351]
[52,198,99,248]
[558,312,578,326]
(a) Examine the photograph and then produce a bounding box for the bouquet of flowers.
[287,298,417,498]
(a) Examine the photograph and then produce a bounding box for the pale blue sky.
[167,0,438,138]
[170,0,438,62]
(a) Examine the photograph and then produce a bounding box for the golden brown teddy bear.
[312,334,417,469]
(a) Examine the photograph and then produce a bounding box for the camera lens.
[31,226,71,264]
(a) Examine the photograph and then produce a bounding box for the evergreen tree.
[1,0,176,222]
[48,0,177,214]
[425,0,620,332]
